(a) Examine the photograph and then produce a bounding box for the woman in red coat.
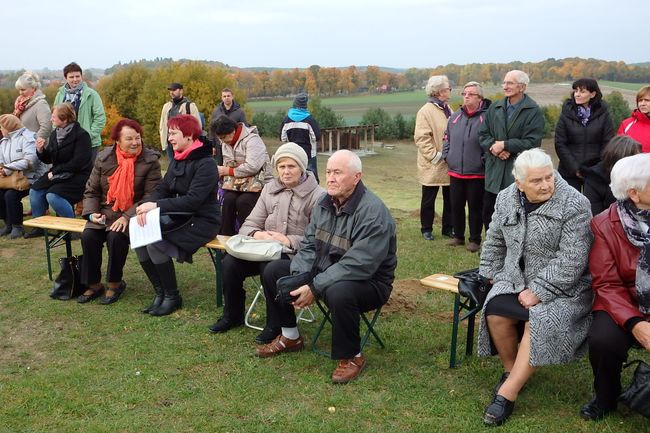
[617,85,650,153]
[582,152,650,420]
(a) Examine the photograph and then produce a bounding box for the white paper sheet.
[129,207,162,249]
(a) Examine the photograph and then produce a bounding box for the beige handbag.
[0,166,30,191]
[225,234,292,262]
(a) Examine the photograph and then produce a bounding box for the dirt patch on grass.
[383,279,430,313]
[0,318,57,367]
[0,247,18,259]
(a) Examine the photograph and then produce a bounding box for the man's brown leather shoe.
[331,355,366,384]
[447,237,465,247]
[255,335,304,358]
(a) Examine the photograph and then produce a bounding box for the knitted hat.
[0,114,23,133]
[273,142,308,173]
[293,93,309,109]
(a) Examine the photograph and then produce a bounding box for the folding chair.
[244,280,315,331]
[311,299,385,357]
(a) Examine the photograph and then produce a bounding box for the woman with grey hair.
[581,152,650,421]
[477,148,593,426]
[414,75,452,240]
[14,71,52,144]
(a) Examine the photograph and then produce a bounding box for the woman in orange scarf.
[77,119,162,304]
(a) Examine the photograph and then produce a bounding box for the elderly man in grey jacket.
[254,150,397,384]
[477,148,593,426]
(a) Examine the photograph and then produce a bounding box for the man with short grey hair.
[255,150,397,384]
[479,70,544,230]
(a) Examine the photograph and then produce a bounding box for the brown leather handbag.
[0,167,30,191]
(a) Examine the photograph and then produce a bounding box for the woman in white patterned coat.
[477,148,593,426]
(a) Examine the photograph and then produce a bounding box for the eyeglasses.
[502,81,521,86]
[461,92,480,97]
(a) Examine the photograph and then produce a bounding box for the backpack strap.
[185,102,192,115]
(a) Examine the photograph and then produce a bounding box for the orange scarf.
[106,146,141,212]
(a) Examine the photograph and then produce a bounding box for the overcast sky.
[4,0,646,71]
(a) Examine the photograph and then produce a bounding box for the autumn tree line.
[0,57,647,145]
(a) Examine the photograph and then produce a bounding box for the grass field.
[248,81,645,126]
[1,141,648,432]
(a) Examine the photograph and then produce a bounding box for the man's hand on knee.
[291,285,315,309]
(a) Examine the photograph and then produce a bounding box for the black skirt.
[484,293,530,322]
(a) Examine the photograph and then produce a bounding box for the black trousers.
[449,177,484,244]
[80,228,130,285]
[220,190,260,235]
[263,260,386,360]
[482,190,498,233]
[0,188,29,226]
[587,310,640,410]
[420,185,452,234]
[221,253,275,321]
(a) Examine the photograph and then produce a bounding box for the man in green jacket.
[54,62,106,161]
[479,70,544,230]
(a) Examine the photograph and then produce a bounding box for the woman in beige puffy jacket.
[208,142,324,343]
[414,75,452,240]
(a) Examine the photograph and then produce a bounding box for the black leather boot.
[139,259,164,313]
[149,260,182,316]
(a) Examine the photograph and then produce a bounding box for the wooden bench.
[420,273,478,368]
[24,216,228,308]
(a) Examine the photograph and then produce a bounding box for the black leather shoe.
[208,317,244,333]
[24,228,45,239]
[149,295,182,316]
[99,281,126,305]
[77,286,104,304]
[493,372,510,398]
[422,231,434,241]
[255,326,280,344]
[141,287,164,313]
[580,397,612,421]
[483,395,515,426]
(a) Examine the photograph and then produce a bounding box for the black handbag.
[619,360,650,418]
[453,268,492,309]
[275,272,313,304]
[159,212,194,234]
[50,255,84,300]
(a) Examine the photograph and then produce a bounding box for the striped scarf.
[617,199,650,314]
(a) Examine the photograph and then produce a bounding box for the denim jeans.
[29,188,74,217]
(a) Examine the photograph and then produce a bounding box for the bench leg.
[465,303,476,357]
[207,248,223,308]
[449,293,461,368]
[44,230,53,280]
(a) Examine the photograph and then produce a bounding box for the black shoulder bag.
[50,255,85,300]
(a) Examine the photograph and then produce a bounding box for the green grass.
[1,142,647,432]
[599,81,647,91]
[248,91,464,125]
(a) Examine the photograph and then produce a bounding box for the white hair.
[15,71,42,90]
[425,75,450,97]
[507,70,530,86]
[512,148,553,182]
[463,81,484,97]
[610,153,650,200]
[331,149,362,173]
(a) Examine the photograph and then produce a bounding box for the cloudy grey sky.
[4,0,646,71]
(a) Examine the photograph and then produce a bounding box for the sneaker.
[580,397,613,421]
[208,317,244,333]
[9,226,24,239]
[441,228,455,238]
[422,231,434,241]
[24,228,45,239]
[0,224,13,236]
[255,326,281,344]
[483,395,515,426]
[332,355,366,384]
[255,335,304,358]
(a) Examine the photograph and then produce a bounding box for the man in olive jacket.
[478,70,544,229]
